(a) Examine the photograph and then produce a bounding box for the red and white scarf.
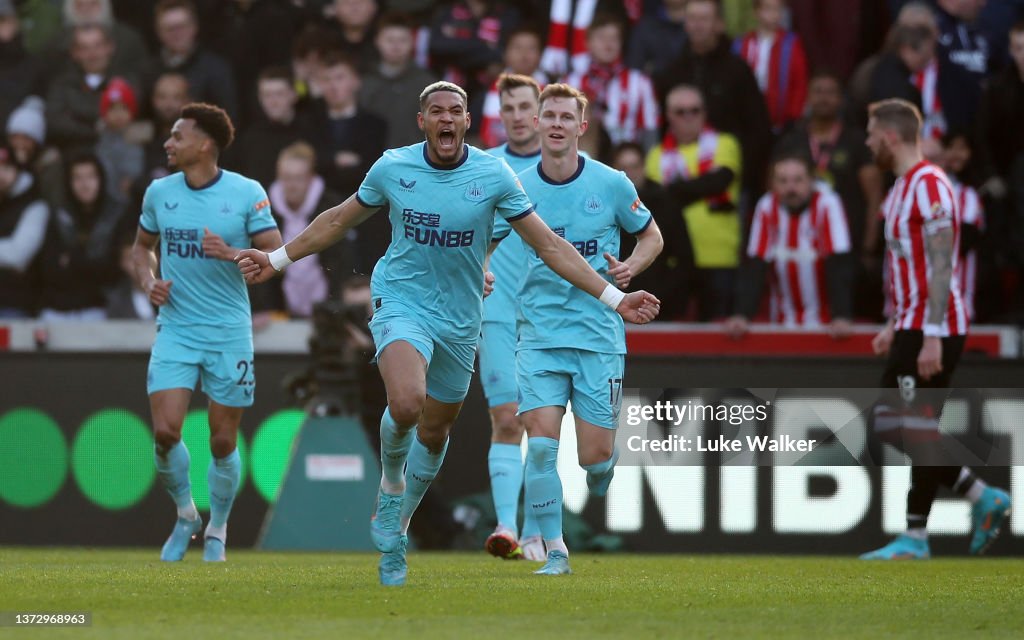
[659,128,720,182]
[911,59,946,140]
[541,0,598,78]
[660,127,733,208]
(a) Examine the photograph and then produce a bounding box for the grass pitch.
[1,549,1022,639]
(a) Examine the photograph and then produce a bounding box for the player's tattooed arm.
[288,195,378,261]
[923,223,954,326]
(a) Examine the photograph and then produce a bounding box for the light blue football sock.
[155,441,194,513]
[399,435,449,533]
[380,407,415,492]
[519,457,541,539]
[525,437,563,542]
[582,448,618,496]
[488,442,523,534]
[207,448,241,536]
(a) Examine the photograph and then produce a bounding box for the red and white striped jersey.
[951,179,984,320]
[565,65,659,146]
[747,188,851,326]
[880,161,968,335]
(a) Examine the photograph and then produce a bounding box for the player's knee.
[491,411,523,442]
[153,427,181,453]
[388,397,424,427]
[209,433,237,459]
[526,438,558,473]
[580,441,614,467]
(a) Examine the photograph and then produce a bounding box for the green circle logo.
[72,409,156,510]
[251,409,305,502]
[0,408,68,507]
[181,409,248,511]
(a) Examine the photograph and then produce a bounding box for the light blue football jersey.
[483,144,540,324]
[517,156,652,354]
[139,170,276,350]
[357,143,533,342]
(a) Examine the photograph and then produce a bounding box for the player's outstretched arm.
[235,194,378,284]
[510,212,661,324]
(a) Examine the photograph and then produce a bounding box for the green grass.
[1,549,1022,639]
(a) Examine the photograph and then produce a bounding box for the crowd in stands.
[1,0,1023,329]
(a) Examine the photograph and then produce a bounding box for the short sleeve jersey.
[517,156,652,354]
[356,143,533,342]
[139,170,276,350]
[483,144,541,324]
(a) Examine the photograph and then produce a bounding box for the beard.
[872,142,894,172]
[782,194,812,213]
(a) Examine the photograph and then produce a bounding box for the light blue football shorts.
[147,329,255,407]
[516,347,625,429]
[368,298,476,404]
[478,321,519,408]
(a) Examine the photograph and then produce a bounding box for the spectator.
[939,129,985,321]
[46,24,139,154]
[935,0,999,90]
[429,0,520,123]
[733,0,809,133]
[0,0,44,128]
[105,226,155,319]
[479,25,545,148]
[655,0,773,195]
[611,141,686,318]
[975,19,1024,279]
[626,0,688,78]
[311,51,387,273]
[726,152,854,337]
[645,84,742,320]
[848,3,938,127]
[95,76,143,199]
[6,97,63,202]
[566,13,660,156]
[268,142,351,317]
[152,0,238,121]
[140,72,189,182]
[37,152,121,321]
[360,11,437,149]
[44,0,149,82]
[324,0,379,72]
[867,23,979,159]
[777,70,882,258]
[311,51,386,199]
[226,66,317,189]
[206,0,302,127]
[291,24,338,103]
[0,142,49,318]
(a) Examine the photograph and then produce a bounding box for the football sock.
[399,436,449,533]
[488,442,523,535]
[545,536,569,555]
[207,448,240,542]
[904,527,928,541]
[953,466,986,503]
[155,441,197,521]
[525,437,563,544]
[380,407,414,495]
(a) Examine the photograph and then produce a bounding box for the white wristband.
[923,323,942,338]
[268,246,293,271]
[599,284,626,310]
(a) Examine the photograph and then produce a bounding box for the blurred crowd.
[1,0,1023,331]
